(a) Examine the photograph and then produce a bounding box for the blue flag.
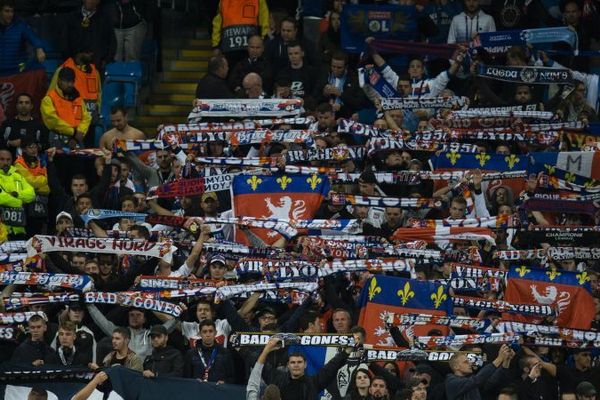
[341,4,417,52]
[358,275,452,346]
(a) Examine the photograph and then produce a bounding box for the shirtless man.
[98,106,145,151]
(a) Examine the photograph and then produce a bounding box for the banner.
[229,332,355,347]
[113,139,166,153]
[409,215,511,228]
[83,292,182,317]
[192,99,303,117]
[391,226,496,246]
[157,117,315,137]
[0,68,47,120]
[235,258,416,280]
[381,96,469,110]
[0,256,44,273]
[300,237,370,259]
[358,275,452,346]
[3,293,81,310]
[195,156,275,168]
[357,65,399,98]
[450,108,553,119]
[79,209,147,225]
[159,130,315,149]
[337,119,397,137]
[364,348,481,363]
[330,192,441,209]
[504,266,595,329]
[340,4,417,52]
[370,39,458,59]
[146,215,361,239]
[521,197,597,216]
[0,311,47,324]
[414,332,520,348]
[146,175,236,199]
[452,296,554,317]
[429,151,528,171]
[516,226,600,246]
[389,313,487,331]
[478,64,573,85]
[0,272,93,292]
[529,151,600,182]
[232,174,329,246]
[26,236,177,263]
[136,276,220,290]
[285,146,367,163]
[497,321,600,342]
[214,281,318,302]
[0,367,245,400]
[201,240,285,258]
[367,137,478,154]
[475,27,577,49]
[451,263,505,279]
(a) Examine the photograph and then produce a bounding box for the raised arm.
[70,371,108,400]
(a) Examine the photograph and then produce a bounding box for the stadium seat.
[100,62,143,135]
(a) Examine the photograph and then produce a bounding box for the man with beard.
[51,52,101,118]
[99,106,145,151]
[41,67,91,149]
[1,93,48,158]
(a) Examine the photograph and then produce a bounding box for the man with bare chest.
[99,106,145,151]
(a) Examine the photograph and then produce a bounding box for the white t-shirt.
[181,318,231,348]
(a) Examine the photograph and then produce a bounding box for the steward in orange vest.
[211,0,270,53]
[41,67,91,148]
[14,139,49,196]
[50,53,102,115]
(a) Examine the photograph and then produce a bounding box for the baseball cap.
[201,192,218,202]
[67,301,84,310]
[255,306,277,319]
[56,211,73,223]
[149,325,168,337]
[209,253,226,266]
[576,382,597,397]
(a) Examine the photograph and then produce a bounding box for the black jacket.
[228,56,274,94]
[195,73,235,99]
[268,351,349,400]
[183,342,235,383]
[312,69,370,118]
[143,345,184,377]
[10,339,56,365]
[61,7,116,68]
[46,161,84,230]
[265,35,317,73]
[516,375,558,400]
[47,346,92,366]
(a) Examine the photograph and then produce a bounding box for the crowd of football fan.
[1,0,600,399]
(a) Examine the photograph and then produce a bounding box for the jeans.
[114,20,147,61]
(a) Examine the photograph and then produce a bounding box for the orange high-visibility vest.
[14,156,47,178]
[61,58,100,101]
[220,0,259,27]
[47,89,84,128]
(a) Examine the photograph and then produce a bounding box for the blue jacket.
[0,18,44,75]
